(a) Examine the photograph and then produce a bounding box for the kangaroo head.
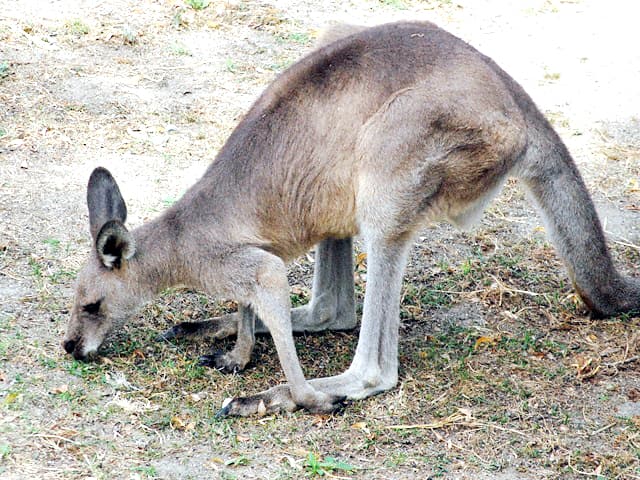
[63,168,138,360]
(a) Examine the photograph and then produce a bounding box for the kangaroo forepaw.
[198,350,249,373]
[156,322,206,342]
[216,385,348,417]
[156,316,239,343]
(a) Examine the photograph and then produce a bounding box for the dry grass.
[1,0,639,478]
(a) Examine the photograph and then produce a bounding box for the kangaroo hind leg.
[288,237,356,332]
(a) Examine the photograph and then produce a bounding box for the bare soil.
[1,0,639,479]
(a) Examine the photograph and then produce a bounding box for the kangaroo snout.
[62,337,99,361]
[62,339,76,354]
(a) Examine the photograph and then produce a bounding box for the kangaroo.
[63,21,640,416]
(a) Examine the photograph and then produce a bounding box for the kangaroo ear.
[95,220,136,269]
[87,167,128,241]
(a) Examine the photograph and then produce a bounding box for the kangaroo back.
[182,22,532,257]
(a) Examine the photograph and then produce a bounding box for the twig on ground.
[386,409,529,437]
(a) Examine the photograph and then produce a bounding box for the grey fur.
[64,21,639,415]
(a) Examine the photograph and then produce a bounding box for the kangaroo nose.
[63,339,76,354]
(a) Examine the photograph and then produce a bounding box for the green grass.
[0,443,10,456]
[170,43,191,56]
[304,453,356,477]
[131,465,158,477]
[225,59,237,73]
[277,31,312,46]
[43,238,61,250]
[65,19,89,35]
[378,0,408,9]
[185,0,210,10]
[162,196,178,206]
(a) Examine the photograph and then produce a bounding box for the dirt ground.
[1,0,639,478]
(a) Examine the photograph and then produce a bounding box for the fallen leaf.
[170,414,194,431]
[4,392,19,405]
[311,414,331,426]
[572,354,600,380]
[290,285,308,297]
[474,335,498,351]
[50,384,69,394]
[351,421,370,435]
[355,252,367,269]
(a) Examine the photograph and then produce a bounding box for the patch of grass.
[49,268,76,284]
[424,453,451,477]
[545,110,570,129]
[0,316,17,358]
[544,71,561,82]
[268,57,295,72]
[0,444,11,469]
[183,360,207,379]
[131,465,157,477]
[65,19,89,35]
[122,25,138,44]
[277,31,312,46]
[225,58,237,73]
[65,359,104,380]
[290,288,309,308]
[378,0,409,9]
[225,455,250,467]
[43,238,61,250]
[304,453,356,477]
[384,452,408,467]
[170,42,191,56]
[38,356,58,369]
[185,0,210,10]
[0,61,9,79]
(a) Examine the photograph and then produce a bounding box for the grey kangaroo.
[63,21,640,416]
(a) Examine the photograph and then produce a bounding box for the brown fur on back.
[174,22,527,259]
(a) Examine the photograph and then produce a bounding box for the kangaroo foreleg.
[156,314,238,341]
[220,248,344,415]
[199,305,256,372]
[219,236,410,416]
[158,237,355,339]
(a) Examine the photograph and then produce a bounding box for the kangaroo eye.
[83,300,102,314]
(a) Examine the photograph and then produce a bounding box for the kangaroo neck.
[127,215,188,297]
